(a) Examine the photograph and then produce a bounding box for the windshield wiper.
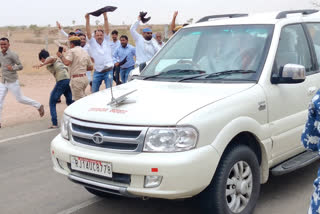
[204,70,256,79]
[178,74,207,82]
[142,69,206,80]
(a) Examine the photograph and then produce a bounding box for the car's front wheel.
[200,144,260,214]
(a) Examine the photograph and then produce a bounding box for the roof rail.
[276,9,319,19]
[196,13,248,23]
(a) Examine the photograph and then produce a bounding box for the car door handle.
[308,87,318,95]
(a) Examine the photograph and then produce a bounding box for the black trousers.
[139,62,147,72]
[113,66,121,85]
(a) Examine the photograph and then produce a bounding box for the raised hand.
[56,21,61,30]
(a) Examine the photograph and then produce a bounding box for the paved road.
[0,120,317,214]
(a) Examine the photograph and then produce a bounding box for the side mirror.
[271,64,306,84]
[127,66,141,82]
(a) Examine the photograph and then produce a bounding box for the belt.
[72,74,86,78]
[100,66,113,73]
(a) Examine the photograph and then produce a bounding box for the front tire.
[200,144,260,214]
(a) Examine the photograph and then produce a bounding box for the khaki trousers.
[70,76,88,101]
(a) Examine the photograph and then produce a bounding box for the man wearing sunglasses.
[130,14,160,72]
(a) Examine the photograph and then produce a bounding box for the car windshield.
[141,25,274,82]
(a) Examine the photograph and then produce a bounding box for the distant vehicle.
[51,9,320,214]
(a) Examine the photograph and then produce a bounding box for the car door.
[264,23,320,159]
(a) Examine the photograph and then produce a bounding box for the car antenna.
[109,73,116,103]
[107,73,137,107]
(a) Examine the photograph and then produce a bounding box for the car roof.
[187,10,320,28]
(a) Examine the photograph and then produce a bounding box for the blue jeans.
[86,71,92,83]
[49,79,73,126]
[92,70,113,93]
[120,66,135,83]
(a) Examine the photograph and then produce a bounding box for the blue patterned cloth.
[302,91,320,214]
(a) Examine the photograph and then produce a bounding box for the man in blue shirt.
[113,35,136,83]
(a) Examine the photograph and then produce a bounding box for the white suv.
[51,10,320,214]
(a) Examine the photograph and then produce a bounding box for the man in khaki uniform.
[57,36,93,101]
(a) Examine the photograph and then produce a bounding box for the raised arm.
[130,16,141,41]
[33,57,55,69]
[56,21,68,38]
[170,11,178,33]
[103,12,109,35]
[85,14,92,40]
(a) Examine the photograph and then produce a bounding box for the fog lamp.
[144,175,163,188]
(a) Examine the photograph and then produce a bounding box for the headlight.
[61,114,71,140]
[143,127,198,152]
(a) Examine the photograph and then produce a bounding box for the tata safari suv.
[51,9,320,214]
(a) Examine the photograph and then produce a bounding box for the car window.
[143,25,274,82]
[274,24,312,75]
[154,32,201,73]
[306,23,320,68]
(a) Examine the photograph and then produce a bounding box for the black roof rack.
[196,14,248,23]
[276,9,319,19]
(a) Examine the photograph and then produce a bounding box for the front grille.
[72,124,141,138]
[72,136,138,150]
[69,118,148,152]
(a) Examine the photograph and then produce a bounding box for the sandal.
[38,105,45,117]
[48,125,58,129]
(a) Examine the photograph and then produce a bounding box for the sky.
[0,0,317,27]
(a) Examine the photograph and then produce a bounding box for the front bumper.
[50,134,220,199]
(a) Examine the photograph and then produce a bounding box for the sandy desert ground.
[0,24,168,128]
[0,30,91,128]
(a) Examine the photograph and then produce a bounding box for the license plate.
[70,156,112,178]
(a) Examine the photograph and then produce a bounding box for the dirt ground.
[1,41,97,128]
[0,23,168,128]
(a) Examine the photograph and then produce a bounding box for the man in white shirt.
[110,30,121,85]
[55,21,76,48]
[155,32,165,48]
[130,15,160,72]
[85,12,114,92]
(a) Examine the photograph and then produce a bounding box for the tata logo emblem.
[92,132,104,145]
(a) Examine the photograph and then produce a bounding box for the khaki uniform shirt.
[65,46,92,76]
[0,49,23,83]
[46,57,69,82]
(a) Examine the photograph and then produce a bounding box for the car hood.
[65,80,255,126]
